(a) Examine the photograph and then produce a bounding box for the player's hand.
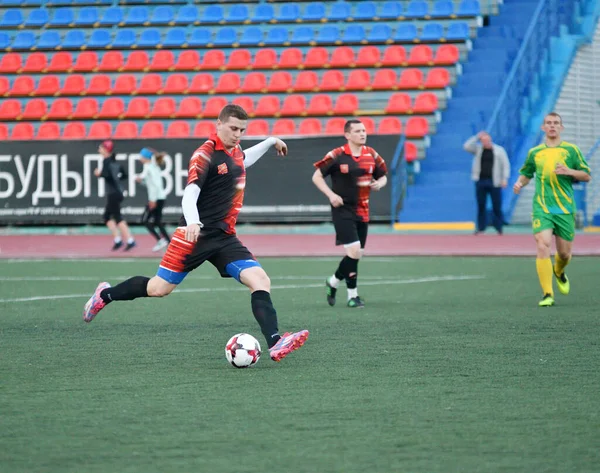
[501,180,508,188]
[93,168,100,177]
[135,175,142,183]
[329,194,344,207]
[273,138,288,156]
[513,181,523,194]
[148,201,156,210]
[370,180,383,191]
[555,163,572,176]
[185,223,202,242]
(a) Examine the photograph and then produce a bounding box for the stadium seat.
[380,1,403,20]
[299,118,322,135]
[319,70,345,92]
[280,95,305,116]
[398,69,424,89]
[203,97,228,117]
[362,117,376,135]
[393,23,418,42]
[200,4,223,24]
[174,50,200,71]
[164,28,188,48]
[151,6,174,25]
[254,96,280,117]
[330,46,355,68]
[46,98,73,119]
[267,71,293,93]
[38,31,61,50]
[11,32,36,51]
[123,6,148,26]
[175,97,202,118]
[425,68,450,88]
[408,45,434,65]
[9,76,35,96]
[47,52,73,72]
[405,117,429,137]
[60,74,85,95]
[49,8,74,27]
[446,22,470,40]
[372,69,397,90]
[72,98,99,118]
[278,48,303,69]
[215,73,241,93]
[226,4,249,23]
[200,50,226,70]
[276,3,299,22]
[355,1,377,21]
[86,74,111,95]
[174,6,197,25]
[434,44,460,64]
[251,3,274,23]
[264,27,288,46]
[293,71,319,92]
[346,69,371,91]
[97,97,124,119]
[98,7,122,26]
[88,121,112,139]
[356,46,381,67]
[307,94,333,115]
[315,25,340,45]
[325,117,346,135]
[413,92,439,113]
[405,0,428,18]
[385,93,412,113]
[420,23,444,41]
[123,51,149,72]
[63,122,86,139]
[112,29,137,49]
[113,121,138,139]
[458,0,481,16]
[140,121,164,138]
[214,27,237,47]
[137,74,163,95]
[98,51,124,72]
[367,24,392,43]
[333,94,359,115]
[227,49,251,70]
[239,27,263,47]
[150,51,175,71]
[381,46,407,66]
[272,119,295,136]
[166,121,190,138]
[432,0,454,17]
[328,2,350,22]
[163,74,189,94]
[0,33,9,50]
[0,53,22,73]
[0,124,6,141]
[0,77,8,96]
[62,30,86,50]
[378,117,402,134]
[241,72,267,93]
[189,74,214,94]
[253,49,277,69]
[246,119,269,136]
[36,122,60,140]
[303,48,329,69]
[124,97,150,118]
[194,121,216,138]
[0,100,21,120]
[405,141,418,162]
[22,53,47,73]
[232,96,254,116]
[88,29,112,49]
[112,74,137,95]
[341,25,365,44]
[25,9,49,28]
[290,27,313,46]
[72,51,98,72]
[303,3,325,22]
[75,6,99,26]
[11,123,34,140]
[34,75,60,96]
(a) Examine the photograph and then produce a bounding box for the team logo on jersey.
[217,163,228,175]
[340,164,349,174]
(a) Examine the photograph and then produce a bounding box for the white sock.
[114,237,122,244]
[329,275,341,289]
[347,288,358,300]
[127,237,135,244]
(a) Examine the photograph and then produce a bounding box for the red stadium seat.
[63,122,86,139]
[112,74,137,95]
[325,118,346,135]
[361,117,375,134]
[203,97,228,117]
[87,74,111,95]
[226,49,251,70]
[319,70,345,92]
[278,48,303,69]
[150,50,175,71]
[271,119,296,135]
[434,44,459,65]
[254,96,280,117]
[9,76,35,96]
[72,98,99,119]
[293,71,319,92]
[98,51,124,72]
[253,48,277,69]
[97,97,125,119]
[405,117,429,137]
[88,121,112,139]
[47,52,73,72]
[232,96,255,116]
[246,119,269,136]
[166,121,190,138]
[123,51,149,71]
[72,51,98,72]
[398,69,424,89]
[21,99,47,119]
[150,97,176,118]
[345,69,371,91]
[46,98,73,119]
[405,141,418,162]
[10,123,34,140]
[22,53,47,73]
[0,77,9,96]
[0,124,7,140]
[381,45,407,66]
[0,53,22,73]
[304,47,329,68]
[60,74,85,95]
[355,46,381,67]
[377,117,402,134]
[333,93,359,114]
[138,74,163,95]
[215,72,241,93]
[113,121,138,139]
[280,95,306,116]
[174,50,200,71]
[175,97,202,118]
[407,45,433,65]
[241,72,267,93]
[385,93,412,114]
[34,75,60,96]
[194,121,216,138]
[425,68,450,88]
[123,97,150,118]
[36,122,60,140]
[413,92,438,113]
[140,121,164,138]
[267,71,292,93]
[372,69,397,90]
[298,118,322,135]
[0,100,21,120]
[330,46,355,68]
[200,50,226,70]
[306,94,333,116]
[163,74,189,94]
[188,73,214,94]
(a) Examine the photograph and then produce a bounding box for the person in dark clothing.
[94,140,136,251]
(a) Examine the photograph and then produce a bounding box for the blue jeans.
[475,179,503,233]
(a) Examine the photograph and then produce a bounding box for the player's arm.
[244,137,287,168]
[463,134,481,153]
[181,183,203,242]
[513,175,531,194]
[555,164,591,182]
[312,169,343,207]
[514,149,536,194]
[370,151,388,191]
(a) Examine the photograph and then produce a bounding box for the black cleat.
[124,241,137,251]
[325,279,337,306]
[111,241,123,251]
[347,296,365,308]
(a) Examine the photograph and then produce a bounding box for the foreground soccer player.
[312,119,388,308]
[513,112,591,307]
[84,105,309,361]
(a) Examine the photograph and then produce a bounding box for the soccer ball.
[225,333,262,368]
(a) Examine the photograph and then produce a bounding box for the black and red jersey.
[181,134,245,234]
[314,144,387,222]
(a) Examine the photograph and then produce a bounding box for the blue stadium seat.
[328,2,350,21]
[0,32,11,49]
[124,6,149,26]
[380,1,403,20]
[75,7,98,26]
[63,29,86,49]
[50,8,74,26]
[276,4,299,22]
[302,3,325,22]
[88,29,111,48]
[446,22,470,40]
[420,23,443,41]
[393,23,417,42]
[98,7,123,26]
[239,27,263,46]
[139,28,161,48]
[431,0,454,17]
[214,27,237,46]
[174,6,197,25]
[405,0,428,18]
[0,10,24,27]
[355,2,377,21]
[151,6,174,25]
[251,4,274,23]
[25,9,49,27]
[458,0,481,16]
[38,31,61,49]
[163,28,187,47]
[201,5,223,24]
[290,26,313,45]
[342,25,366,43]
[264,27,288,45]
[315,25,340,44]
[112,29,136,48]
[226,5,248,23]
[188,28,211,47]
[367,24,391,43]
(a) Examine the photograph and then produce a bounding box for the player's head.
[98,140,114,158]
[344,120,367,146]
[541,112,564,139]
[217,104,248,149]
[479,132,492,148]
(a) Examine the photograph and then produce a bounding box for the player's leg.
[153,200,171,251]
[553,215,575,295]
[490,186,503,234]
[142,204,161,242]
[475,181,487,233]
[326,216,359,306]
[533,217,555,306]
[104,197,122,250]
[345,222,368,308]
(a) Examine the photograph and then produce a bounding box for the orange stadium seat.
[47,52,73,72]
[304,47,329,68]
[123,51,149,71]
[355,46,381,67]
[381,45,407,66]
[0,124,8,141]
[34,75,60,96]
[0,100,21,120]
[361,117,375,134]
[72,98,99,119]
[334,93,359,114]
[138,74,163,94]
[97,97,125,119]
[398,69,424,89]
[163,74,189,94]
[72,51,98,72]
[281,94,306,116]
[372,69,397,90]
[298,118,322,135]
[98,51,124,72]
[434,44,459,65]
[346,69,371,91]
[378,117,402,134]
[188,73,214,94]
[174,50,200,71]
[215,72,241,93]
[272,119,295,135]
[0,53,22,73]
[405,117,429,137]
[407,45,433,65]
[60,74,85,95]
[246,119,269,136]
[232,96,255,115]
[22,53,47,73]
[150,97,176,118]
[0,77,8,96]
[325,117,346,135]
[140,121,164,138]
[253,48,277,69]
[203,97,228,117]
[319,70,345,92]
[175,96,202,118]
[63,122,86,139]
[330,46,355,68]
[227,49,251,70]
[113,121,138,139]
[385,93,412,113]
[88,121,112,139]
[86,74,111,95]
[293,71,319,92]
[124,97,150,118]
[46,98,73,119]
[254,95,279,117]
[112,74,137,95]
[11,123,34,140]
[9,76,35,96]
[150,51,175,71]
[267,71,292,92]
[36,122,60,140]
[306,94,333,115]
[405,141,418,162]
[413,92,439,113]
[20,99,47,119]
[194,121,216,137]
[166,121,190,138]
[425,68,450,88]
[241,72,267,93]
[278,48,303,68]
[200,50,226,70]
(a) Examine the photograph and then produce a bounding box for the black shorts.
[103,193,124,223]
[333,214,368,247]
[159,227,255,281]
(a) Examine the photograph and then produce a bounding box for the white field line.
[0,275,484,303]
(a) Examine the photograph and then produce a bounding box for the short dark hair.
[344,119,363,134]
[544,112,562,124]
[218,104,249,122]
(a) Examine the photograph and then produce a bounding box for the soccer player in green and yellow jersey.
[513,112,591,307]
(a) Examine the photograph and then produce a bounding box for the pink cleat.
[269,330,309,362]
[83,282,110,323]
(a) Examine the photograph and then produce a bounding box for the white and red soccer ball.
[225,333,261,368]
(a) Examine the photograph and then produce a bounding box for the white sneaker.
[152,238,168,252]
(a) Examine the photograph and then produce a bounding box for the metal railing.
[389,135,407,225]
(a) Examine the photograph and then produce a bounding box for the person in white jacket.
[136,148,171,251]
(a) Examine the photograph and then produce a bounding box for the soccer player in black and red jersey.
[312,119,388,308]
[83,105,309,362]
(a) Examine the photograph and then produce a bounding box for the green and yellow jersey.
[520,141,591,215]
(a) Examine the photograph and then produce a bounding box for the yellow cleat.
[539,294,555,307]
[554,270,570,295]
